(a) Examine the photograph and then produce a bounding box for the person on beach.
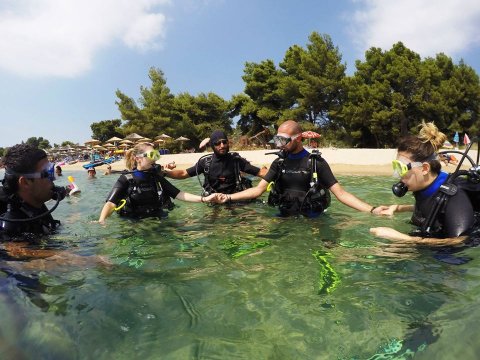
[370,121,480,247]
[216,120,388,217]
[164,130,268,196]
[98,143,218,224]
[55,165,63,177]
[0,144,67,238]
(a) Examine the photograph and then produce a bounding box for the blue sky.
[1,0,480,147]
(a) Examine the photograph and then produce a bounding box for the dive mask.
[391,159,423,177]
[141,150,161,161]
[272,133,301,148]
[5,163,56,182]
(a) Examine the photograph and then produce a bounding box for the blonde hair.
[125,143,152,170]
[417,121,447,153]
[397,121,446,174]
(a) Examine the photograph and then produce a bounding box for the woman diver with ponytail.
[371,121,480,246]
[98,143,218,224]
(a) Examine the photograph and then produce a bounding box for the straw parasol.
[125,133,144,140]
[120,139,134,144]
[137,137,153,143]
[156,134,172,140]
[84,139,101,147]
[107,136,123,142]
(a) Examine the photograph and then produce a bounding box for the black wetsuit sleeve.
[443,188,474,237]
[106,175,128,205]
[238,157,261,176]
[317,159,338,189]
[159,176,181,199]
[186,158,205,177]
[263,159,280,183]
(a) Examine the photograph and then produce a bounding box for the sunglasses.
[392,159,423,177]
[272,133,301,147]
[140,150,161,161]
[213,139,228,146]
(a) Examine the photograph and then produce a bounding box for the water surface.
[1,171,479,359]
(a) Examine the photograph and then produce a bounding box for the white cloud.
[0,0,170,77]
[348,0,480,58]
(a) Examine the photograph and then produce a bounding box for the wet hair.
[125,143,152,170]
[2,144,47,194]
[397,121,447,174]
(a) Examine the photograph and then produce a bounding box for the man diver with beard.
[217,120,387,217]
[165,130,268,195]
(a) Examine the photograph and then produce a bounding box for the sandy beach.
[62,148,475,176]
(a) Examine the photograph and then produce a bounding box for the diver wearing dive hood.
[0,144,66,238]
[371,121,480,244]
[165,130,267,195]
[217,120,387,216]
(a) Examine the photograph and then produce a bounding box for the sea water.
[1,170,479,359]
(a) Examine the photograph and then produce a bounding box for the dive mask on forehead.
[272,133,301,148]
[141,150,161,161]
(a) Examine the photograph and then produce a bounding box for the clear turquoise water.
[1,170,480,359]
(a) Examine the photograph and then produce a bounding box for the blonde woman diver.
[98,143,217,224]
[371,121,480,246]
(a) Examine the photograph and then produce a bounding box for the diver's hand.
[166,161,176,170]
[215,193,231,204]
[372,205,395,216]
[201,193,217,203]
[376,205,398,216]
[370,227,411,241]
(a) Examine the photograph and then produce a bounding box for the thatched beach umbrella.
[125,133,144,141]
[84,139,101,147]
[156,134,172,140]
[175,136,190,151]
[107,136,123,142]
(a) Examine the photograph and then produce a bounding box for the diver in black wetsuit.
[98,143,218,224]
[164,130,268,196]
[216,120,388,217]
[0,144,67,240]
[371,121,480,246]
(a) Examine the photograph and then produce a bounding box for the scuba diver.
[0,144,67,239]
[217,120,387,217]
[98,143,218,224]
[164,130,268,196]
[370,121,480,246]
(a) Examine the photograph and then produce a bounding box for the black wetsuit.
[412,171,480,237]
[186,152,260,194]
[105,167,180,218]
[263,149,337,217]
[0,188,60,240]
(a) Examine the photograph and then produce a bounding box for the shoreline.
[58,148,475,176]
